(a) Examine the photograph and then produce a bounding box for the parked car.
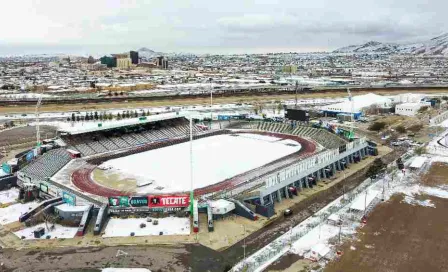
[284,209,293,217]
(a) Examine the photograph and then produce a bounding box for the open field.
[325,162,448,272]
[1,88,448,114]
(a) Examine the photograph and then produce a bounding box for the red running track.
[71,130,316,197]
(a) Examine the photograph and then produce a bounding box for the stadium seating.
[21,148,72,180]
[255,122,346,149]
[61,119,206,157]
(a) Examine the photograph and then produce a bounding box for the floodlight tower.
[35,93,43,147]
[347,88,355,139]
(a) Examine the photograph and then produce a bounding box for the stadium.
[10,112,372,235]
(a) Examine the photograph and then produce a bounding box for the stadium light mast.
[209,77,213,129]
[189,115,194,214]
[35,93,43,147]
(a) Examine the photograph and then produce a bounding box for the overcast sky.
[0,0,446,55]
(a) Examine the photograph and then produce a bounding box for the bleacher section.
[20,149,71,180]
[255,122,346,149]
[62,119,203,157]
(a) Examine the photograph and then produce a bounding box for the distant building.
[116,57,132,69]
[395,102,431,116]
[157,56,169,69]
[112,53,131,69]
[282,65,297,74]
[100,56,117,68]
[130,51,139,65]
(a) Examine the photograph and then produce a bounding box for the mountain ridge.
[334,33,448,55]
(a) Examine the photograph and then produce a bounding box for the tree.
[90,112,94,120]
[94,111,99,120]
[365,158,386,179]
[408,124,423,132]
[414,146,426,155]
[368,121,386,131]
[71,113,75,122]
[66,117,70,122]
[277,103,283,114]
[76,115,80,122]
[126,111,130,118]
[418,106,429,113]
[134,111,138,118]
[117,113,122,120]
[108,113,113,120]
[142,111,146,117]
[395,125,406,134]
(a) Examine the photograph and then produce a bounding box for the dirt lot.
[421,162,448,186]
[325,194,448,272]
[325,163,448,272]
[0,125,57,147]
[0,244,225,272]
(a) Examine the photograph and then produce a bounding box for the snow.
[402,195,435,208]
[57,112,183,135]
[55,203,89,212]
[98,134,301,193]
[0,168,9,177]
[349,189,380,211]
[291,224,340,256]
[103,269,151,272]
[410,156,427,168]
[0,187,19,204]
[13,223,78,240]
[103,217,190,237]
[0,201,39,225]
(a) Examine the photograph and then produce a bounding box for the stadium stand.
[62,118,203,157]
[20,149,71,180]
[253,122,346,149]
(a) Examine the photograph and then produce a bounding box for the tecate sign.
[148,195,190,208]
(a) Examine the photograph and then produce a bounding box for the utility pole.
[209,77,213,129]
[189,116,194,214]
[364,190,368,217]
[242,225,246,261]
[295,81,298,107]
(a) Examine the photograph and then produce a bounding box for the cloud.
[0,0,447,54]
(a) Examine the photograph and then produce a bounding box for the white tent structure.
[320,93,392,116]
[307,243,331,261]
[410,156,427,169]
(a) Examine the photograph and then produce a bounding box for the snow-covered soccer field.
[96,133,301,193]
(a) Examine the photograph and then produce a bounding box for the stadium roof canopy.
[58,112,184,135]
[320,93,392,114]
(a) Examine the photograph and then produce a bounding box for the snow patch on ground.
[13,223,78,240]
[103,217,190,237]
[402,195,435,208]
[0,201,39,225]
[0,187,19,204]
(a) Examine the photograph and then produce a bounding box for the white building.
[320,93,392,118]
[395,102,431,116]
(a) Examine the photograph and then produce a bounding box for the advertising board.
[1,163,11,174]
[148,194,190,208]
[108,196,129,207]
[62,191,76,206]
[26,151,34,162]
[108,196,148,207]
[39,183,48,193]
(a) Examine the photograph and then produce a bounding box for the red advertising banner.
[148,194,190,208]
